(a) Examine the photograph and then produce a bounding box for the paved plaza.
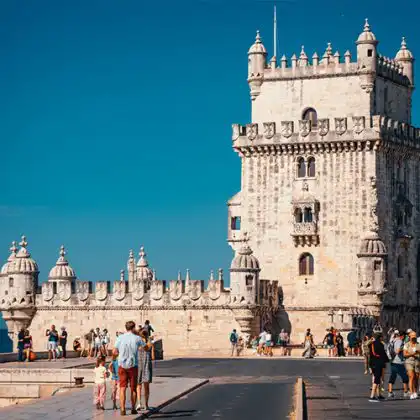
[0,357,419,419]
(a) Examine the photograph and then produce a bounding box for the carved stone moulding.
[263,122,276,139]
[246,123,258,140]
[291,234,320,247]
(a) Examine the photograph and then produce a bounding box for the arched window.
[302,108,318,128]
[299,253,314,275]
[294,208,303,223]
[297,157,306,178]
[307,157,316,177]
[303,208,313,223]
[397,255,404,278]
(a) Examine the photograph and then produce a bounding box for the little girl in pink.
[93,357,107,410]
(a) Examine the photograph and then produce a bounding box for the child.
[109,353,119,410]
[93,357,107,410]
[93,328,102,358]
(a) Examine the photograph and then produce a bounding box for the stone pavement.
[0,377,207,420]
[0,357,94,370]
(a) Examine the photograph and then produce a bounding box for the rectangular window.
[374,261,381,271]
[367,49,373,57]
[8,278,13,287]
[231,216,241,231]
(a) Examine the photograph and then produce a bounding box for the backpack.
[230,332,237,343]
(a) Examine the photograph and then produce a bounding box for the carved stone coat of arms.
[76,281,89,301]
[170,280,183,301]
[132,280,144,301]
[42,282,54,302]
[208,280,222,301]
[188,280,202,301]
[57,282,71,302]
[95,282,108,301]
[151,280,164,301]
[113,281,126,301]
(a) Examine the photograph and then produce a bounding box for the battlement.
[232,116,420,155]
[376,55,408,86]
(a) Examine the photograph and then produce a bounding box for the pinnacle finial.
[152,269,156,281]
[120,269,125,281]
[299,45,307,58]
[59,245,66,258]
[401,36,407,50]
[218,268,224,281]
[209,269,214,281]
[19,235,27,248]
[139,246,146,259]
[185,268,190,282]
[326,42,333,56]
[10,241,17,254]
[129,249,134,259]
[255,30,261,43]
[177,270,182,281]
[364,18,370,32]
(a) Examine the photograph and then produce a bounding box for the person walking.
[362,333,374,374]
[84,329,95,358]
[323,328,335,357]
[368,332,389,402]
[336,332,346,357]
[144,320,154,338]
[23,330,33,362]
[347,329,357,356]
[109,353,120,410]
[17,327,25,362]
[387,330,409,399]
[136,330,154,412]
[102,328,110,356]
[403,331,420,399]
[302,329,315,359]
[93,357,108,410]
[46,325,59,361]
[59,326,68,359]
[113,320,146,416]
[93,328,102,358]
[229,329,238,356]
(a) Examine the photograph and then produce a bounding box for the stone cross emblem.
[352,116,365,134]
[263,122,276,139]
[76,282,89,301]
[132,280,144,301]
[170,280,183,301]
[335,118,347,135]
[299,120,311,137]
[58,282,71,302]
[281,121,294,138]
[113,281,126,301]
[42,283,54,302]
[246,123,258,141]
[95,282,108,301]
[318,119,329,136]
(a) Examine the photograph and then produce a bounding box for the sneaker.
[414,393,418,399]
[131,409,138,415]
[387,392,395,399]
[378,395,385,400]
[120,409,126,416]
[404,392,410,398]
[369,397,379,402]
[410,393,417,400]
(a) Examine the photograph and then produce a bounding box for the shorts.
[266,341,273,347]
[326,344,334,349]
[118,366,138,389]
[405,360,420,374]
[371,364,385,385]
[47,342,58,350]
[389,363,408,384]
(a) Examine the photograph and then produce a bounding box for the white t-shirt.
[265,333,272,342]
[94,366,107,384]
[259,332,267,343]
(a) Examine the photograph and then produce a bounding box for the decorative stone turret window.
[295,156,316,179]
[231,216,241,231]
[291,183,320,246]
[302,107,318,128]
[299,253,314,275]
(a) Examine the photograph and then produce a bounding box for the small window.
[299,253,314,275]
[8,277,13,288]
[303,208,313,223]
[246,275,253,287]
[297,157,306,178]
[374,261,381,271]
[307,157,316,177]
[397,255,404,278]
[231,216,241,231]
[302,108,318,128]
[367,49,373,57]
[295,208,303,223]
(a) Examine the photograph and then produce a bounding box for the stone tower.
[228,20,418,340]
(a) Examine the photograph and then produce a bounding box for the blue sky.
[1,0,419,284]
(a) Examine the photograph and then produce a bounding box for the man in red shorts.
[113,320,146,416]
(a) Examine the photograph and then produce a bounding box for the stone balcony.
[291,222,319,247]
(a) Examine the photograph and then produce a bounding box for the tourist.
[387,330,409,399]
[302,329,315,359]
[278,329,289,356]
[251,336,258,355]
[403,331,420,399]
[336,332,345,357]
[84,329,95,358]
[136,329,154,411]
[59,326,68,359]
[258,328,267,355]
[73,336,82,355]
[264,330,273,357]
[102,328,110,356]
[113,320,146,416]
[94,328,102,358]
[229,329,238,356]
[323,328,335,357]
[109,353,120,410]
[46,325,59,361]
[368,332,389,402]
[23,329,33,362]
[237,337,245,356]
[347,329,357,356]
[93,357,108,410]
[362,333,374,374]
[144,320,154,338]
[17,327,25,362]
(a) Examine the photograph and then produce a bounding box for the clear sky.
[1,0,419,284]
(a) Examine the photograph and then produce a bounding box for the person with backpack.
[387,330,409,398]
[229,329,238,356]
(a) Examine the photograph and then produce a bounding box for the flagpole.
[273,4,277,60]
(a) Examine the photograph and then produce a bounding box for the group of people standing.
[322,327,359,357]
[364,328,420,402]
[93,320,155,416]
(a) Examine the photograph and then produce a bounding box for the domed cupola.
[356,18,378,45]
[357,231,387,257]
[9,236,39,274]
[136,246,153,289]
[247,30,267,100]
[248,30,267,55]
[1,241,18,275]
[48,245,76,282]
[395,37,414,86]
[230,245,260,271]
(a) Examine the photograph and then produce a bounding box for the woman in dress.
[136,330,154,411]
[302,329,315,359]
